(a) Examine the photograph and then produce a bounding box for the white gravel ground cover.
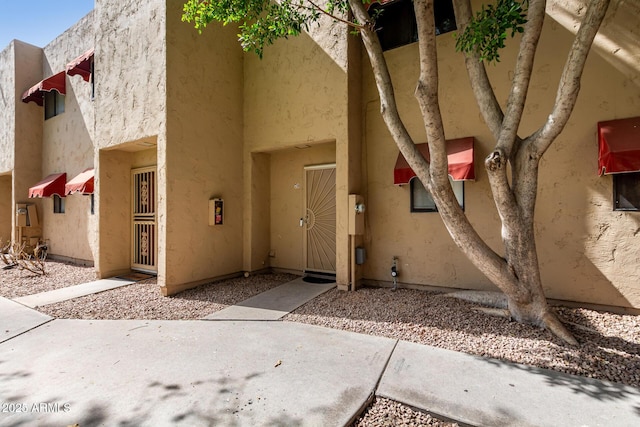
[2,261,638,426]
[0,260,96,298]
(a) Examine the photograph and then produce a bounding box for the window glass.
[371,0,418,51]
[370,0,457,51]
[53,195,65,214]
[411,177,464,212]
[614,172,640,211]
[44,92,56,119]
[44,92,65,120]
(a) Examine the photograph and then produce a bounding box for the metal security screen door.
[131,166,157,272]
[304,164,336,274]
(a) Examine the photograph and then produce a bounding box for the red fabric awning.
[21,71,66,106]
[28,173,67,198]
[598,116,640,175]
[394,137,475,185]
[66,48,94,82]
[65,168,94,195]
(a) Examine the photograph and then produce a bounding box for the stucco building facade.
[0,0,639,312]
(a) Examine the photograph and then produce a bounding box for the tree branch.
[496,0,545,157]
[452,0,504,140]
[531,0,611,156]
[473,1,544,280]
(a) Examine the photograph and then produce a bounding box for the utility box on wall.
[16,204,28,227]
[16,204,39,227]
[208,198,224,226]
[348,194,365,235]
[27,205,39,227]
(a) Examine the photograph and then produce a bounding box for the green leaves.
[182,0,350,58]
[455,0,529,63]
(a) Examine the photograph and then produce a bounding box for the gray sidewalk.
[378,340,640,426]
[0,317,396,426]
[204,277,335,320]
[0,297,52,343]
[12,277,135,308]
[1,297,639,426]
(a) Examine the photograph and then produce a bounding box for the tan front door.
[303,164,336,274]
[131,166,157,273]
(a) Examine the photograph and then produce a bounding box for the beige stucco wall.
[534,12,640,308]
[161,0,244,294]
[94,0,165,278]
[268,143,336,272]
[38,12,96,262]
[243,23,357,285]
[361,2,640,309]
[244,152,271,272]
[12,41,45,244]
[0,44,16,174]
[362,31,499,292]
[243,32,348,152]
[97,149,132,277]
[0,44,16,241]
[548,0,640,88]
[94,0,166,149]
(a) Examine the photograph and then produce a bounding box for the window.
[44,91,65,120]
[614,172,640,211]
[370,0,457,51]
[53,195,65,214]
[90,194,95,215]
[411,178,464,212]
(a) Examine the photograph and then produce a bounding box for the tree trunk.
[348,0,610,346]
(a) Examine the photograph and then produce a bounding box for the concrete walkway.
[12,278,135,308]
[0,297,52,343]
[378,340,640,426]
[204,277,335,320]
[2,295,640,426]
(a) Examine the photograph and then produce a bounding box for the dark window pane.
[370,0,457,51]
[44,92,64,120]
[44,91,56,120]
[411,179,437,211]
[371,0,418,51]
[53,195,65,214]
[435,0,457,35]
[411,178,464,212]
[614,172,640,211]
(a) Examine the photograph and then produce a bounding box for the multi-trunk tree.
[183,0,612,345]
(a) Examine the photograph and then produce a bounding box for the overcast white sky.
[0,0,94,50]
